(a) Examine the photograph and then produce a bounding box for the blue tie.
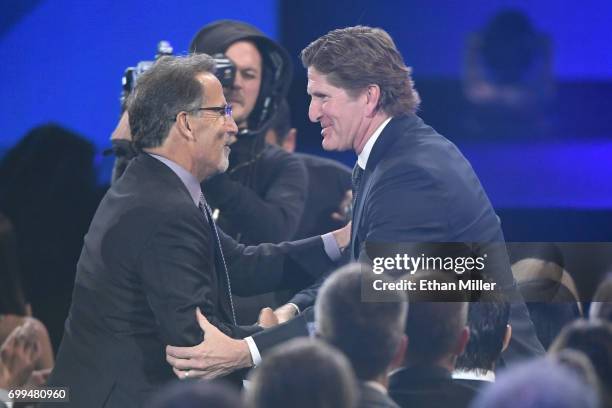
[199,192,236,325]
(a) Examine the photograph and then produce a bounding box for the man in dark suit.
[166,25,543,378]
[453,290,512,391]
[315,264,406,408]
[44,54,337,408]
[388,276,477,408]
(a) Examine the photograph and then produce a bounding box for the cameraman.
[189,20,307,246]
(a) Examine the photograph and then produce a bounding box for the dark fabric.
[279,115,543,362]
[357,382,400,408]
[388,366,478,408]
[205,143,307,245]
[250,311,311,356]
[293,153,352,240]
[453,378,492,394]
[205,143,309,324]
[44,154,333,408]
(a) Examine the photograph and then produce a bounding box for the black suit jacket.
[45,154,333,408]
[388,366,478,408]
[358,382,399,408]
[254,115,544,362]
[294,153,352,239]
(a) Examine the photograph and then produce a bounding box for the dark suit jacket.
[388,366,478,408]
[45,154,333,408]
[254,115,544,362]
[358,382,399,408]
[294,153,352,239]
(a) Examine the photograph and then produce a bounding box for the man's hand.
[331,189,353,222]
[25,368,52,388]
[110,111,132,141]
[331,221,352,251]
[0,323,40,389]
[258,307,279,328]
[273,304,298,324]
[165,308,252,380]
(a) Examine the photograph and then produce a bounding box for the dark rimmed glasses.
[194,103,233,119]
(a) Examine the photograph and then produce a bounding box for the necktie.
[199,192,237,325]
[351,164,364,206]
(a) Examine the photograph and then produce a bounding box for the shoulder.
[260,144,308,178]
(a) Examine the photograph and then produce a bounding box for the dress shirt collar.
[357,117,392,170]
[452,369,496,382]
[148,153,201,206]
[363,380,389,395]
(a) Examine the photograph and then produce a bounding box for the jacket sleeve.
[139,208,241,344]
[219,229,336,298]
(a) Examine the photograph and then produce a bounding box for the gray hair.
[128,54,216,149]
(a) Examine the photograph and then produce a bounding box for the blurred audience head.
[245,338,357,408]
[470,358,599,408]
[0,213,27,316]
[147,379,242,408]
[512,253,582,349]
[315,263,408,381]
[519,279,582,349]
[549,349,602,400]
[456,290,511,373]
[590,273,612,323]
[549,319,612,405]
[403,271,469,370]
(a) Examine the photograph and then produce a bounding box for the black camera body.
[121,41,236,108]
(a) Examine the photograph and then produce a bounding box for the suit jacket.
[45,154,333,408]
[294,153,352,239]
[358,382,399,408]
[254,115,544,362]
[388,366,478,408]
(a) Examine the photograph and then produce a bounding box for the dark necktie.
[199,192,236,325]
[351,164,364,206]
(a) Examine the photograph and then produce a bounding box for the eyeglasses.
[194,103,233,118]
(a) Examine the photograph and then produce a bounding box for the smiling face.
[225,41,262,130]
[191,73,238,180]
[307,67,368,152]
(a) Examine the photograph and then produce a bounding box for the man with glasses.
[44,54,337,408]
[111,20,310,326]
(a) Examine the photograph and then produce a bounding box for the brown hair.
[301,25,420,116]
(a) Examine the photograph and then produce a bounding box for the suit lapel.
[349,115,419,260]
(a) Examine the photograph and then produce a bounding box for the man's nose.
[232,72,244,90]
[226,115,239,134]
[308,100,320,123]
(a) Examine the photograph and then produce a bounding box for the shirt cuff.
[245,336,262,366]
[287,303,300,314]
[321,233,342,261]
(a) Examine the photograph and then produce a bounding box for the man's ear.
[175,112,194,140]
[453,326,470,356]
[390,334,408,370]
[282,128,297,153]
[364,84,381,117]
[502,324,512,352]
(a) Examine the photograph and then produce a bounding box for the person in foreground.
[43,54,340,408]
[315,264,407,408]
[166,24,543,379]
